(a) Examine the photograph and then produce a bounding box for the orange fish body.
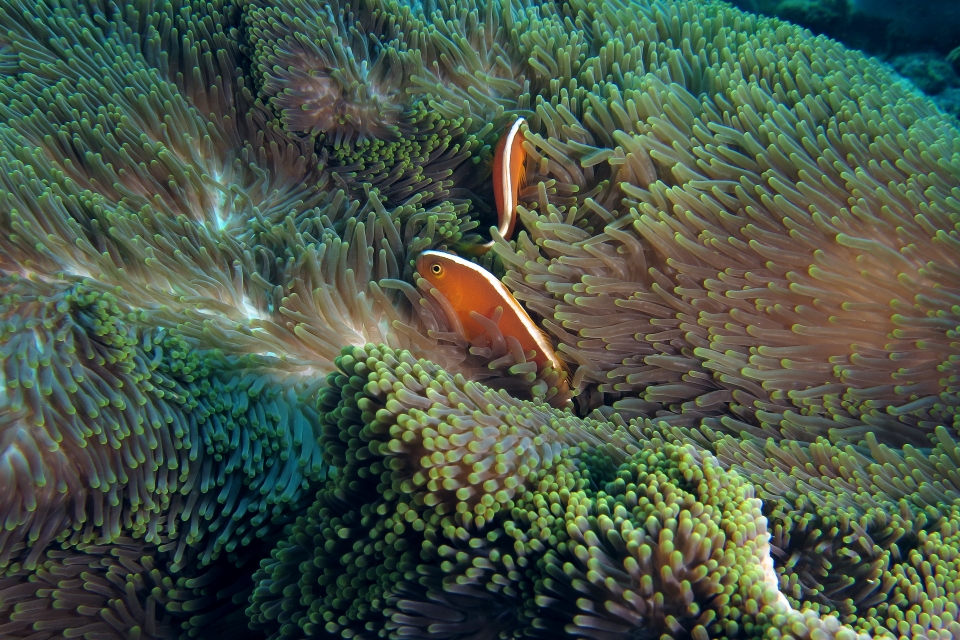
[492,116,526,242]
[415,250,564,374]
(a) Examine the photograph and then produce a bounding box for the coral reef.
[734,0,960,56]
[0,0,959,639]
[950,47,960,75]
[890,54,960,96]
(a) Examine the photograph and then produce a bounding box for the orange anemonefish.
[416,250,565,376]
[492,116,526,242]
[470,117,527,255]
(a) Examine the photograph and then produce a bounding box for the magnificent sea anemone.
[0,0,959,639]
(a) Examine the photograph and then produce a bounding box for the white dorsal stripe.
[421,250,562,370]
[498,117,524,236]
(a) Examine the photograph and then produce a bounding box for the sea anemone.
[0,276,324,573]
[491,0,960,450]
[241,0,524,211]
[243,0,411,145]
[1,0,960,638]
[248,344,790,640]
[711,425,960,639]
[0,528,282,640]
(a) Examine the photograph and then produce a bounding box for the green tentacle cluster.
[241,0,504,213]
[0,532,277,640]
[248,345,788,640]
[322,104,486,209]
[711,427,960,639]
[485,0,960,445]
[0,275,325,572]
[243,0,415,145]
[243,342,960,640]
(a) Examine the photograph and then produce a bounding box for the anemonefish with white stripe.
[473,117,527,254]
[415,250,566,378]
[492,116,526,241]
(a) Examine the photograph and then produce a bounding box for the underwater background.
[0,0,959,639]
[733,0,960,116]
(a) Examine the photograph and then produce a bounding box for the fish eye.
[431,263,443,275]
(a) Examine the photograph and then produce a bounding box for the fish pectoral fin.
[532,325,569,375]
